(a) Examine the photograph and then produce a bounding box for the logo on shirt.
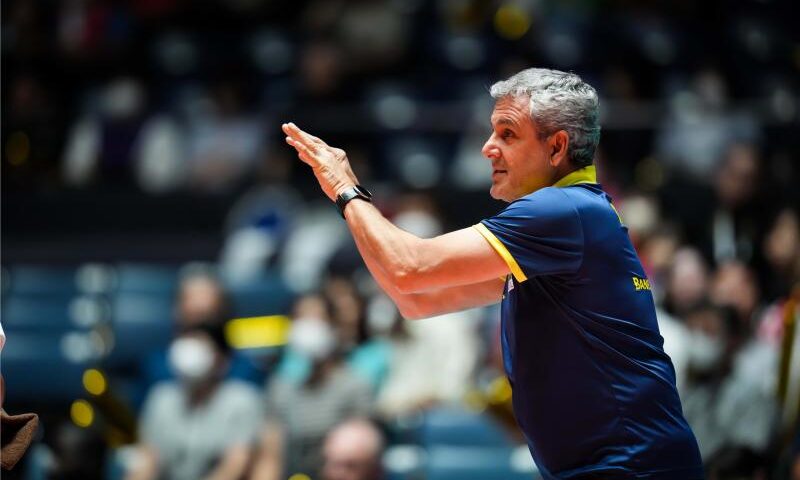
[632,276,651,291]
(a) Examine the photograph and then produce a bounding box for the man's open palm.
[282,122,358,201]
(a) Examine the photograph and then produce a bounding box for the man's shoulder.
[505,186,583,219]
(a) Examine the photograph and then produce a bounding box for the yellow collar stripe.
[553,165,597,188]
[474,223,528,283]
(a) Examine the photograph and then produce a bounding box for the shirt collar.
[553,165,597,187]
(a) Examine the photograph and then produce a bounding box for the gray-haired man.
[283,68,704,479]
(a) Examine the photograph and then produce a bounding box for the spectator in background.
[176,270,232,326]
[142,270,262,389]
[761,208,800,302]
[656,68,760,181]
[365,293,481,420]
[663,247,710,319]
[711,261,762,331]
[321,419,385,480]
[220,146,302,282]
[252,315,372,480]
[126,323,263,480]
[681,303,778,473]
[62,77,149,189]
[757,208,800,349]
[276,290,390,393]
[184,81,263,193]
[296,38,348,102]
[707,143,767,264]
[709,260,779,415]
[663,141,769,267]
[300,0,409,77]
[322,276,391,393]
[638,223,681,302]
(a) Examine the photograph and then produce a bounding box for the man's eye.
[502,130,514,139]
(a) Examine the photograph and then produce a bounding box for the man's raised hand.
[282,122,358,201]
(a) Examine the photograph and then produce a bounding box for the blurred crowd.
[2,0,799,479]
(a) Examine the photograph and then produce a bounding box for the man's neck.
[553,165,597,188]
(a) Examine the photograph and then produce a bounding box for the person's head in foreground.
[321,418,385,480]
[482,68,601,202]
[168,322,231,396]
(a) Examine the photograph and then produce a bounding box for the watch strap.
[335,185,372,218]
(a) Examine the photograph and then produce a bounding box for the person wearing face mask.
[141,270,263,391]
[250,316,372,480]
[680,303,778,476]
[125,323,263,480]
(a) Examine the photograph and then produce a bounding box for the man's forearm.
[344,199,503,319]
[344,199,423,317]
[344,199,424,292]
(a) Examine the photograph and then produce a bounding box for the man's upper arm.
[398,189,583,293]
[396,226,511,293]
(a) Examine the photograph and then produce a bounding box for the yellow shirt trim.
[553,165,622,223]
[473,223,528,283]
[553,165,597,187]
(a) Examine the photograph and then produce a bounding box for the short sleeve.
[474,188,583,282]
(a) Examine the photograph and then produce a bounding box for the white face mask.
[289,317,336,361]
[687,331,724,373]
[168,337,216,384]
[394,211,442,239]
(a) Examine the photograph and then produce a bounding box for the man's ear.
[548,130,569,167]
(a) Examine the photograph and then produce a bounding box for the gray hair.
[490,68,601,167]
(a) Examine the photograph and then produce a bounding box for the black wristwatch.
[335,185,373,218]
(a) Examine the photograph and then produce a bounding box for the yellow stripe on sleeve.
[473,223,528,283]
[609,203,623,224]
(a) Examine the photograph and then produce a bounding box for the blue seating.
[8,265,77,295]
[224,271,294,317]
[420,407,514,448]
[2,332,90,403]
[105,293,174,368]
[2,294,76,332]
[116,264,178,295]
[425,446,540,480]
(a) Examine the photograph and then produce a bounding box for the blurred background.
[1,0,799,479]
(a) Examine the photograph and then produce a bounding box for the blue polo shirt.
[474,166,704,480]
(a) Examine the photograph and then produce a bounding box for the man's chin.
[489,186,510,203]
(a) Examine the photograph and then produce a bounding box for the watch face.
[355,185,373,199]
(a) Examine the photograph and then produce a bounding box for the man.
[321,419,385,480]
[126,323,262,480]
[283,68,704,479]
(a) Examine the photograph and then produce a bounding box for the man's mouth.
[493,169,507,176]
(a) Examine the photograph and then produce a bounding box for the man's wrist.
[334,183,357,198]
[335,184,373,219]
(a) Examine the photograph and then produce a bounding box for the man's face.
[482,96,555,202]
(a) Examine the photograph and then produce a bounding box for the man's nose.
[482,135,500,160]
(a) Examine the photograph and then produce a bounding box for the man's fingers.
[282,122,323,151]
[285,137,315,166]
[281,123,313,150]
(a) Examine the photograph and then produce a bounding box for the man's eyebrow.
[491,117,519,128]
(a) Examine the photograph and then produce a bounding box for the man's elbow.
[395,297,429,321]
[393,265,425,295]
[398,305,425,321]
